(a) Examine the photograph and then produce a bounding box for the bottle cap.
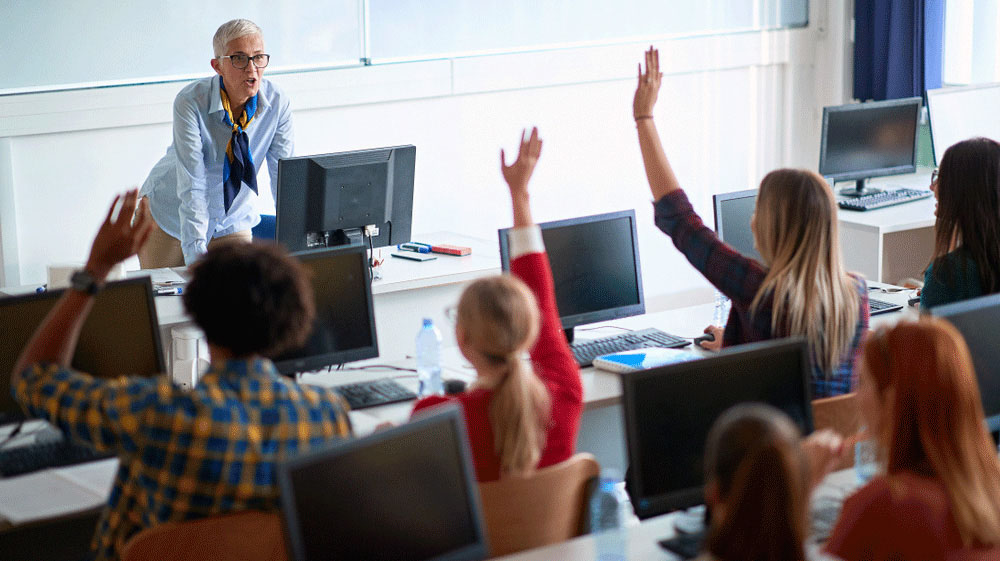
[422,318,433,327]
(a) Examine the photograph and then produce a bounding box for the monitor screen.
[0,278,165,425]
[927,84,1000,165]
[819,97,922,181]
[622,338,813,519]
[275,145,415,253]
[928,293,1000,424]
[272,244,379,375]
[713,189,762,262]
[278,405,488,561]
[498,209,644,330]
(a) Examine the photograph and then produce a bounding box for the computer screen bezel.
[712,188,762,262]
[277,404,490,561]
[0,277,165,424]
[818,96,923,182]
[271,244,379,375]
[926,292,1000,430]
[621,337,814,519]
[274,145,416,253]
[497,209,645,330]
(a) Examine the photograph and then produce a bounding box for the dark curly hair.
[182,242,315,358]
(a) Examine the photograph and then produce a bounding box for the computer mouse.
[443,379,467,395]
[693,332,716,346]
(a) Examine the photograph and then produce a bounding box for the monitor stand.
[839,178,883,198]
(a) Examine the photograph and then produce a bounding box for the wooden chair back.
[120,510,288,561]
[812,392,860,469]
[477,453,600,557]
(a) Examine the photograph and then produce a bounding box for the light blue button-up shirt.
[140,74,294,264]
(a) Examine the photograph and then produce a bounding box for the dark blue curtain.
[854,0,945,101]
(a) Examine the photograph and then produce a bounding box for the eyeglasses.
[221,54,270,69]
[931,169,939,184]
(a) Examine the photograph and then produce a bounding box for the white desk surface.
[835,171,936,233]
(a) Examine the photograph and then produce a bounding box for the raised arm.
[633,47,683,202]
[501,129,580,400]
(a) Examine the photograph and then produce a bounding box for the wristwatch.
[70,269,101,295]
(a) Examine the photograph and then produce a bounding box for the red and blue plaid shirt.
[14,358,352,561]
[653,190,869,398]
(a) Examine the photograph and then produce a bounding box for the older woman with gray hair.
[138,19,293,267]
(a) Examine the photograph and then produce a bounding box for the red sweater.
[826,472,1000,561]
[412,251,583,482]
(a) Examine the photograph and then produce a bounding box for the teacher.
[138,19,293,267]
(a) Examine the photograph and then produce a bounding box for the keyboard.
[0,437,114,477]
[571,328,690,368]
[838,188,932,211]
[334,378,417,410]
[869,297,903,315]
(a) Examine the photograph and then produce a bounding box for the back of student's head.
[861,319,1000,546]
[457,275,550,476]
[183,242,315,359]
[703,403,809,561]
[932,137,1000,294]
[751,168,860,376]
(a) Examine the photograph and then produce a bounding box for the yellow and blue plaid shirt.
[14,358,351,561]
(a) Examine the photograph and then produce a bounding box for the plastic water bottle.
[712,290,731,327]
[590,471,627,560]
[855,428,878,484]
[416,318,443,397]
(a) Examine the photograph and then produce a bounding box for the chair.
[812,392,860,470]
[252,214,276,240]
[477,453,600,557]
[120,510,288,561]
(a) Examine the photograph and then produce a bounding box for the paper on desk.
[0,466,110,526]
[51,457,118,497]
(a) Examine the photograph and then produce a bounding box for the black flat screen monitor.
[819,97,922,197]
[497,209,644,342]
[622,337,814,519]
[275,145,415,253]
[712,189,762,262]
[928,293,1000,429]
[272,244,379,375]
[278,405,489,561]
[0,277,165,425]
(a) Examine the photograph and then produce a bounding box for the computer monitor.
[277,404,489,561]
[819,97,922,197]
[0,278,165,425]
[272,244,379,375]
[497,209,644,343]
[927,83,1000,165]
[622,338,814,519]
[712,189,762,262]
[275,145,415,253]
[927,293,1000,431]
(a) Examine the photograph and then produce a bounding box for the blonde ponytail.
[457,275,551,476]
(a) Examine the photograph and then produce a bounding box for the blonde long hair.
[458,275,551,477]
[750,169,860,375]
[863,319,1000,546]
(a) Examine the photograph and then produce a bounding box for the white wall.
[0,0,852,313]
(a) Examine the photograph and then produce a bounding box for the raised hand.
[85,189,153,281]
[633,46,662,120]
[500,127,543,198]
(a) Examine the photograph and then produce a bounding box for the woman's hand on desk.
[85,189,153,281]
[802,429,849,490]
[695,325,723,352]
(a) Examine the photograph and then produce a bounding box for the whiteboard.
[927,83,1000,164]
[0,0,361,94]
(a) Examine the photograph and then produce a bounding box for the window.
[942,0,1000,86]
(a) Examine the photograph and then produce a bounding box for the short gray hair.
[213,19,263,58]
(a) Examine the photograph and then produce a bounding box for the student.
[632,47,868,398]
[825,320,1000,560]
[920,137,1000,309]
[138,19,293,268]
[412,128,583,481]
[699,404,844,561]
[12,191,351,561]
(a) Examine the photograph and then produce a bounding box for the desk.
[837,171,936,284]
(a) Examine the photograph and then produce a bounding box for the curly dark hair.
[182,242,315,358]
